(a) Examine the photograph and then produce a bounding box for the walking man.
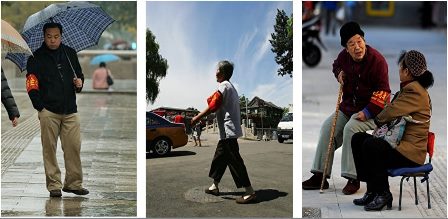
[302,21,391,195]
[191,60,256,204]
[26,22,88,197]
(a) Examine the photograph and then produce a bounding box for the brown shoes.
[49,189,62,197]
[302,173,329,190]
[236,193,256,204]
[204,188,220,196]
[342,179,360,195]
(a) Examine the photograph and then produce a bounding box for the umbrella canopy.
[1,20,32,56]
[90,54,120,65]
[6,1,115,71]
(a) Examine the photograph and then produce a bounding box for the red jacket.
[332,45,391,118]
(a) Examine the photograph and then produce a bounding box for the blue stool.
[387,132,435,211]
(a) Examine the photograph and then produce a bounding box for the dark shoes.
[302,173,329,190]
[62,187,89,195]
[204,188,220,196]
[49,189,62,197]
[236,193,256,204]
[364,191,393,211]
[353,192,376,206]
[342,179,360,195]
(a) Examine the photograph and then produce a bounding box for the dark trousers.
[209,138,251,188]
[351,132,420,193]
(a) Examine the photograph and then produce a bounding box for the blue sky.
[147,1,292,111]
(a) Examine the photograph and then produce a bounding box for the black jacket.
[1,69,20,120]
[26,43,84,114]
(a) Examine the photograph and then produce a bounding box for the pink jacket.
[92,67,111,89]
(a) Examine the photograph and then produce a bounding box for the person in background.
[193,122,202,147]
[1,68,20,127]
[92,62,113,90]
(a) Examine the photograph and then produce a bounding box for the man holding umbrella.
[26,22,88,197]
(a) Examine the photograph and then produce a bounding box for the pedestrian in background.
[92,62,114,90]
[1,68,20,127]
[302,21,391,195]
[174,113,184,123]
[191,60,256,204]
[351,50,433,211]
[193,122,202,147]
[322,1,338,35]
[26,22,88,197]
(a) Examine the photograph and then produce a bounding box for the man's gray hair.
[217,60,234,80]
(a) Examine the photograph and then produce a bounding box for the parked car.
[147,112,188,156]
[277,112,293,143]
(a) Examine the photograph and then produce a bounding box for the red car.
[146,112,188,156]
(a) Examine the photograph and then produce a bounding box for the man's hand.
[11,117,18,127]
[191,116,199,126]
[355,111,367,122]
[73,78,83,88]
[338,71,345,85]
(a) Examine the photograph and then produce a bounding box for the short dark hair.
[217,60,234,80]
[42,22,63,35]
[99,62,106,67]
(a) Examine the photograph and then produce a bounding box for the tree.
[282,107,290,115]
[270,9,293,77]
[186,107,199,113]
[239,95,249,108]
[146,29,168,104]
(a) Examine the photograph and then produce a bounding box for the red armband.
[207,91,222,112]
[26,74,39,92]
[370,90,390,109]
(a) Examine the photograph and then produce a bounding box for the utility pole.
[243,95,249,138]
[246,96,249,127]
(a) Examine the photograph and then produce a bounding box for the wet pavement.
[302,27,446,218]
[1,91,137,217]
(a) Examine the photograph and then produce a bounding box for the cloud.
[249,76,293,108]
[146,2,293,112]
[234,28,259,63]
[147,3,218,110]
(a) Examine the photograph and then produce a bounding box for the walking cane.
[320,84,343,193]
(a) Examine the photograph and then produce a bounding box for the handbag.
[372,115,430,149]
[107,70,114,86]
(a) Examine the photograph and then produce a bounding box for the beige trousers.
[38,109,83,191]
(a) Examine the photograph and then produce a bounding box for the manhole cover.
[303,207,321,218]
[184,186,239,203]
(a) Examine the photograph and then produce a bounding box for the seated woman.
[351,50,434,211]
